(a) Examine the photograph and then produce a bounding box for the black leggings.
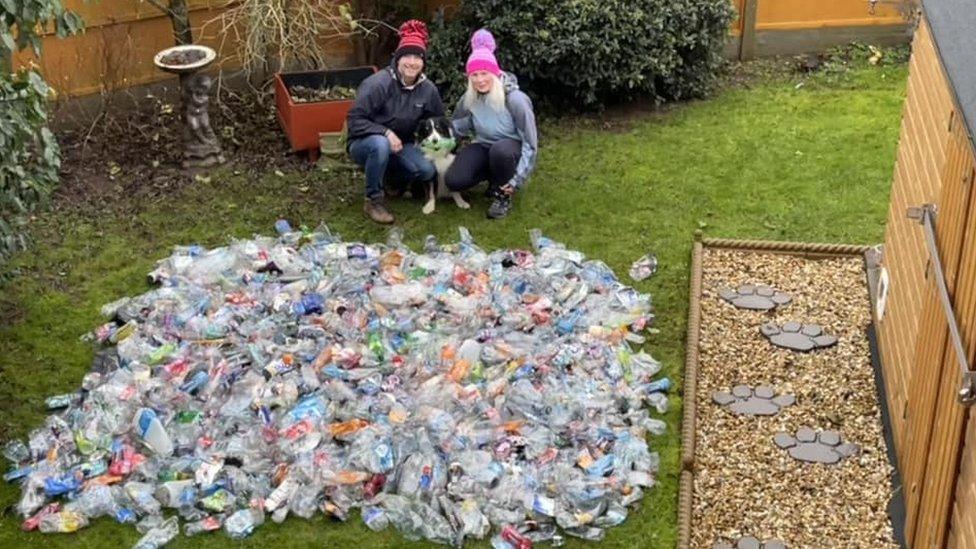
[445,139,521,193]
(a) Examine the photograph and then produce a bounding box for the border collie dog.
[415,117,470,214]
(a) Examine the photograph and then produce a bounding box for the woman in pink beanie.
[446,29,538,219]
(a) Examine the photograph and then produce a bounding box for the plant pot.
[274,66,376,161]
[319,131,345,158]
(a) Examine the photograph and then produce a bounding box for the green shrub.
[425,9,472,108]
[426,0,735,109]
[0,69,61,261]
[1,0,83,267]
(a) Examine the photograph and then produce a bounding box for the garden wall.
[14,0,911,101]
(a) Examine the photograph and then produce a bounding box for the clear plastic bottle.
[125,482,162,516]
[132,408,173,456]
[133,516,179,549]
[224,507,264,540]
[38,510,89,533]
[155,480,194,508]
[3,439,30,463]
[184,515,223,537]
[362,505,389,532]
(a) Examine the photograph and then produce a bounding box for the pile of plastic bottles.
[5,223,669,548]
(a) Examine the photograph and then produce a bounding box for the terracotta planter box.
[274,66,376,160]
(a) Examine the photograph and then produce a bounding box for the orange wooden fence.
[11,0,360,98]
[756,0,905,30]
[13,0,909,99]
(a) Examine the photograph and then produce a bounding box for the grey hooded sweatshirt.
[452,72,538,189]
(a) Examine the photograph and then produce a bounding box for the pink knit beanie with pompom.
[465,29,501,76]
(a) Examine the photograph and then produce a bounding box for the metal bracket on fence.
[908,204,976,405]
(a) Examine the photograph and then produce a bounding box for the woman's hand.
[386,130,403,153]
[500,183,516,196]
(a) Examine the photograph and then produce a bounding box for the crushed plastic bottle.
[225,507,264,540]
[628,253,659,281]
[38,510,88,533]
[362,505,389,531]
[7,225,667,545]
[133,516,179,549]
[184,514,223,536]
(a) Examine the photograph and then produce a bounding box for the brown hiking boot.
[364,196,394,224]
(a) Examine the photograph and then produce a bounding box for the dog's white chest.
[431,153,455,176]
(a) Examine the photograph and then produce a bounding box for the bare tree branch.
[204,0,388,81]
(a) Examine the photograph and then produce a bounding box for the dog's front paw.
[422,201,435,215]
[452,194,471,209]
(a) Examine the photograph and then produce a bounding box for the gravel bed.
[691,249,897,548]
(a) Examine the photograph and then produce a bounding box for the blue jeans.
[348,135,436,199]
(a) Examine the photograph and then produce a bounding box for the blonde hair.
[463,74,505,112]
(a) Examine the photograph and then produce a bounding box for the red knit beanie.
[395,20,429,59]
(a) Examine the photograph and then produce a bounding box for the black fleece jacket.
[346,64,444,144]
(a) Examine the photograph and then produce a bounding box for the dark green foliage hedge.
[1,0,83,267]
[426,0,735,109]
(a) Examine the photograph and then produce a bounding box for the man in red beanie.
[347,20,445,224]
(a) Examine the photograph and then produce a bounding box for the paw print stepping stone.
[712,385,795,416]
[719,284,791,311]
[760,322,838,352]
[713,537,787,549]
[773,427,860,464]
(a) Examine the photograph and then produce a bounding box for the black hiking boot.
[487,194,512,219]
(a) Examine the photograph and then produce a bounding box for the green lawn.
[0,58,907,548]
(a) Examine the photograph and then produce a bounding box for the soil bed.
[287,85,356,103]
[691,248,896,548]
[51,90,325,217]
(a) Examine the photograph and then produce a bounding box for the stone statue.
[182,73,225,168]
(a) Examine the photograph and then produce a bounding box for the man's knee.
[415,159,436,183]
[350,135,390,169]
[365,135,391,159]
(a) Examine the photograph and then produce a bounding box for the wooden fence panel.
[13,3,356,98]
[756,0,904,31]
[949,401,976,548]
[12,0,909,98]
[16,7,230,97]
[877,18,956,469]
